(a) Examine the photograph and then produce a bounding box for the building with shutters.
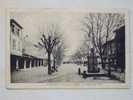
[10,19,47,72]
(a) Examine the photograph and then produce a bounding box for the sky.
[10,10,86,58]
[10,10,125,60]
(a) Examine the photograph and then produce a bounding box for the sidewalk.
[111,71,125,82]
[11,66,60,83]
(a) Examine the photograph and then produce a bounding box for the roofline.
[10,19,23,29]
[103,38,115,46]
[22,53,47,60]
[113,25,125,33]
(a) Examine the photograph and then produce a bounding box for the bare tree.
[81,13,124,75]
[71,46,87,65]
[72,50,82,64]
[52,38,65,72]
[35,24,62,75]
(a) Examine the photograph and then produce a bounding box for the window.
[11,24,15,33]
[12,39,16,50]
[14,27,17,35]
[17,29,20,36]
[18,41,21,51]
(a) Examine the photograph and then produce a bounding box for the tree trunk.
[87,55,90,72]
[100,55,105,69]
[48,52,51,75]
[108,59,111,77]
[53,57,56,72]
[108,65,111,77]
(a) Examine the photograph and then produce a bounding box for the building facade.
[115,25,125,72]
[103,25,125,72]
[10,19,47,72]
[10,19,23,71]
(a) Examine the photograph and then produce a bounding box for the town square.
[9,10,125,84]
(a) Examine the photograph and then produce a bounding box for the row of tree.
[72,13,125,72]
[35,13,125,75]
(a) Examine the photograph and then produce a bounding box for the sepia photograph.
[6,9,129,88]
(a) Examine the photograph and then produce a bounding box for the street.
[11,64,122,83]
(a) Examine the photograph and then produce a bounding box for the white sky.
[10,11,86,57]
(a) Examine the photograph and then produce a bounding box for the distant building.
[10,19,47,72]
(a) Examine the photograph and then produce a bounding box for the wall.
[0,0,133,100]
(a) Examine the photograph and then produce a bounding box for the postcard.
[6,9,130,89]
